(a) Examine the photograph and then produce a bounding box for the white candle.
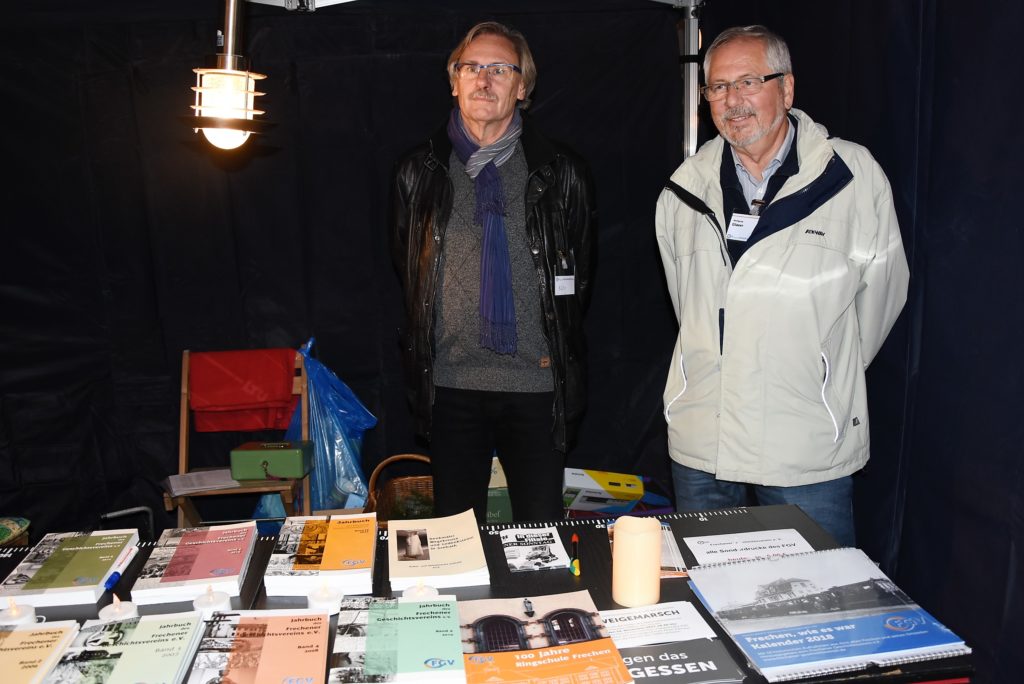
[98,596,138,621]
[611,516,662,607]
[193,586,232,617]
[306,584,342,614]
[402,582,439,601]
[0,599,36,625]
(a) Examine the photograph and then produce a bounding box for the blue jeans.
[671,462,856,547]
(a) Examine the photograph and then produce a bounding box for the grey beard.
[721,107,786,149]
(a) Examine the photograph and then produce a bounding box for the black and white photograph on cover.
[81,619,135,647]
[458,590,611,653]
[274,518,329,568]
[46,648,122,683]
[690,550,917,632]
[395,529,428,560]
[45,619,133,683]
[329,596,394,684]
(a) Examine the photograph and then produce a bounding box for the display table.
[0,505,972,683]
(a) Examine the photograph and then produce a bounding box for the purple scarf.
[447,108,523,355]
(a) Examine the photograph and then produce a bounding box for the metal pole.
[678,1,704,159]
[221,0,240,70]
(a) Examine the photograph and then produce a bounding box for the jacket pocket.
[819,350,849,443]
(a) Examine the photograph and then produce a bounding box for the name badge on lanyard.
[727,213,759,242]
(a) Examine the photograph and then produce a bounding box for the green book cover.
[44,613,204,684]
[0,530,139,607]
[24,533,134,591]
[365,598,465,680]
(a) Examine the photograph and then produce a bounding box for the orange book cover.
[320,514,375,571]
[459,590,634,684]
[186,611,329,684]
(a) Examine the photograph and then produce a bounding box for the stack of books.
[184,610,331,684]
[43,613,205,684]
[130,521,257,605]
[0,620,80,684]
[386,509,489,591]
[0,529,139,607]
[263,512,376,596]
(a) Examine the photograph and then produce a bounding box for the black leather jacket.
[391,118,596,452]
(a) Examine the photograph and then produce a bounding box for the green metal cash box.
[229,441,313,480]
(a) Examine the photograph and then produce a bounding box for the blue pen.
[104,545,139,591]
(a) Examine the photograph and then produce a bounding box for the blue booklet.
[688,547,970,682]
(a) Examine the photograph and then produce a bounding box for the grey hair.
[447,21,537,109]
[703,25,793,79]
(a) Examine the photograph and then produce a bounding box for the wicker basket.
[364,453,434,527]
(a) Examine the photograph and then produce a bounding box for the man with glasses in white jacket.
[655,25,908,545]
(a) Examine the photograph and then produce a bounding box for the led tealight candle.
[193,586,232,617]
[306,584,342,614]
[402,581,439,601]
[98,595,139,621]
[611,515,661,607]
[0,599,36,625]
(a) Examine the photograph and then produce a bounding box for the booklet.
[457,589,634,684]
[688,547,971,682]
[0,529,139,607]
[683,528,814,566]
[601,601,745,684]
[386,509,489,591]
[264,513,376,596]
[499,525,571,572]
[130,522,257,605]
[0,620,80,684]
[184,610,330,684]
[43,613,204,684]
[363,597,465,683]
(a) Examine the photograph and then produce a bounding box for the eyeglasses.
[454,62,522,81]
[701,73,784,102]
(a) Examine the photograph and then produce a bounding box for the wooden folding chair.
[163,349,312,527]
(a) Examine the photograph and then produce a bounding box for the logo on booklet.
[884,614,925,632]
[424,658,457,669]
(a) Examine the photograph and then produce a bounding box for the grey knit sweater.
[433,145,553,393]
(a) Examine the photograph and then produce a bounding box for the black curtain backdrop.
[1,2,1021,683]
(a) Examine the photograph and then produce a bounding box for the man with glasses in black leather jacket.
[391,21,596,524]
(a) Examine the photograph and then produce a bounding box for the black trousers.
[430,386,565,524]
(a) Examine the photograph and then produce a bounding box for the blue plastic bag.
[254,338,376,520]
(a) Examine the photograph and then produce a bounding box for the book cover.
[131,522,257,605]
[43,613,204,684]
[0,530,139,607]
[617,640,746,684]
[688,547,971,682]
[0,620,80,684]
[328,596,378,683]
[457,589,634,684]
[601,601,744,684]
[264,513,376,596]
[683,528,814,566]
[363,597,464,683]
[185,610,330,684]
[499,525,571,572]
[386,509,489,591]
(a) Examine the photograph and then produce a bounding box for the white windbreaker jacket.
[655,108,909,486]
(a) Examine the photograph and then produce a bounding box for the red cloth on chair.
[189,349,299,432]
